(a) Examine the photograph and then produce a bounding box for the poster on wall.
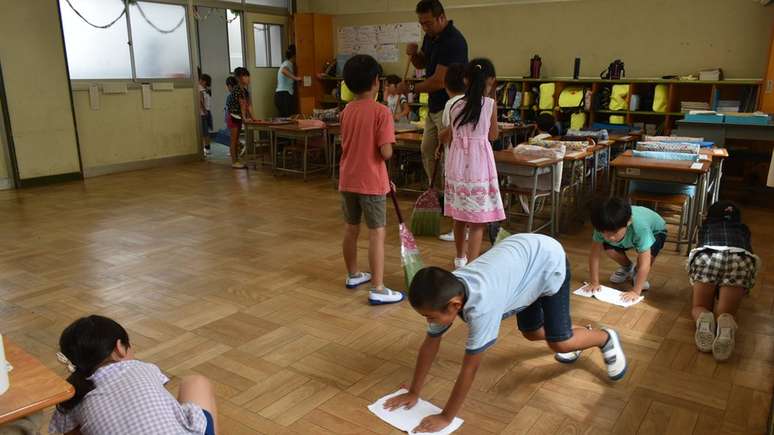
[376,24,398,44]
[376,44,399,63]
[397,22,422,43]
[337,26,357,54]
[337,23,422,62]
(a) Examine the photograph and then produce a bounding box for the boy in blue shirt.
[587,197,667,302]
[384,234,626,433]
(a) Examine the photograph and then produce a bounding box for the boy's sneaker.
[631,267,650,290]
[368,288,404,305]
[345,272,371,289]
[554,325,591,363]
[610,264,635,284]
[231,162,246,169]
[694,311,715,353]
[454,257,468,269]
[712,313,737,361]
[600,328,627,381]
[555,350,582,364]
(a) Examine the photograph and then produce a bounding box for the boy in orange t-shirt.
[339,55,403,305]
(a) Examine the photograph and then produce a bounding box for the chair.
[630,191,691,254]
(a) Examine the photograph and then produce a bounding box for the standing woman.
[275,44,301,117]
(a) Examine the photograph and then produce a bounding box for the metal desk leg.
[527,169,539,233]
[712,159,723,204]
[550,163,557,236]
[591,151,598,193]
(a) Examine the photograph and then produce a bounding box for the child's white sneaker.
[712,313,737,362]
[439,229,469,242]
[631,267,650,290]
[345,272,371,289]
[555,350,582,364]
[600,328,627,381]
[454,257,468,269]
[368,288,404,305]
[694,311,715,352]
[610,264,635,284]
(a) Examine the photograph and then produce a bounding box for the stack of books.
[717,100,740,113]
[680,101,710,112]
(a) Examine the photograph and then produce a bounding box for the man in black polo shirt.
[398,0,468,196]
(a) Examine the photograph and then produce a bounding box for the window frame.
[252,22,284,69]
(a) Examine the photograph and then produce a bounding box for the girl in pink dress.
[445,58,505,268]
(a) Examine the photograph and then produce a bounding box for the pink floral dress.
[444,97,505,223]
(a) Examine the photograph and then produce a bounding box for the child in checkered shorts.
[689,201,759,361]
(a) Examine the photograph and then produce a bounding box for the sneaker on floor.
[555,325,590,363]
[439,231,455,242]
[600,328,627,381]
[231,162,246,169]
[694,311,715,353]
[610,264,635,284]
[555,350,582,364]
[368,288,404,305]
[712,313,737,361]
[631,267,650,290]
[454,257,468,269]
[345,272,371,289]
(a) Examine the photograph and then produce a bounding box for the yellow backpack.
[558,87,586,108]
[609,84,629,111]
[653,84,668,112]
[538,83,555,110]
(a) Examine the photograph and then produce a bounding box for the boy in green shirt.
[586,197,667,302]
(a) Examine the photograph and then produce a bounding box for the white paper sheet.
[357,25,378,45]
[398,22,422,43]
[377,23,399,44]
[573,285,643,308]
[690,162,704,170]
[337,26,357,54]
[368,389,464,434]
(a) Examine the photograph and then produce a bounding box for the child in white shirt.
[383,75,410,122]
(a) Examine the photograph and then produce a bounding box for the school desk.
[393,132,425,192]
[494,150,561,235]
[244,119,292,169]
[269,124,329,181]
[610,150,711,252]
[700,147,729,204]
[0,338,73,425]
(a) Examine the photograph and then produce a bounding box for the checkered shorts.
[688,249,758,290]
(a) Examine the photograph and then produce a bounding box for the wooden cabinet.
[293,13,332,114]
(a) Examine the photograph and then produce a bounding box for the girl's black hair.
[234,67,250,78]
[453,58,496,130]
[285,44,296,60]
[705,200,741,224]
[226,76,238,88]
[201,73,212,95]
[57,315,130,411]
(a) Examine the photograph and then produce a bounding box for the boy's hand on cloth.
[383,389,418,411]
[620,290,641,302]
[414,413,452,433]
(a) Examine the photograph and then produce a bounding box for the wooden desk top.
[494,150,561,168]
[244,119,293,126]
[0,339,74,425]
[611,150,710,173]
[609,134,637,142]
[702,148,729,158]
[269,124,326,132]
[564,150,590,161]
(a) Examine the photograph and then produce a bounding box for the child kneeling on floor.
[50,315,218,435]
[587,197,667,302]
[384,234,626,433]
[690,201,759,361]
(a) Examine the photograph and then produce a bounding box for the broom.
[389,183,425,290]
[410,159,442,236]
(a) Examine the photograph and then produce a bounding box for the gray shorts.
[341,192,386,229]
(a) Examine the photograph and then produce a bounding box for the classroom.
[0,0,773,433]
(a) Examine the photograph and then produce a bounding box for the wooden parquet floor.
[0,162,772,434]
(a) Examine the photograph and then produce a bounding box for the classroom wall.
[72,87,198,175]
[0,0,81,181]
[299,0,774,79]
[245,12,290,119]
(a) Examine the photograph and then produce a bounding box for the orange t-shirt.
[338,99,395,195]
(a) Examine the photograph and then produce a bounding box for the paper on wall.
[398,22,422,43]
[357,25,378,45]
[376,44,400,63]
[573,285,643,308]
[377,23,399,44]
[368,389,464,434]
[337,26,357,54]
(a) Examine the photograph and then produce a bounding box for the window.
[129,2,190,79]
[58,0,132,79]
[227,10,243,70]
[253,23,283,68]
[245,0,289,8]
[59,0,190,80]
